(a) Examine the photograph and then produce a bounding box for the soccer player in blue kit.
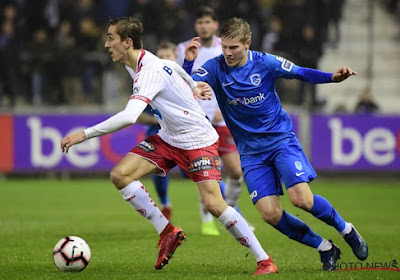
[183,17,368,271]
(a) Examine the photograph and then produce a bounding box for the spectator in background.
[0,19,19,107]
[77,17,102,103]
[261,15,283,53]
[131,0,162,53]
[57,21,83,105]
[296,24,324,109]
[354,87,380,114]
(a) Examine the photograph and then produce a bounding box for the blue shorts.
[241,138,317,204]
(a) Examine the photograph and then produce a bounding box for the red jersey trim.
[130,95,151,104]
[137,49,145,73]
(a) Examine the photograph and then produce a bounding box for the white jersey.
[176,36,225,127]
[126,50,218,150]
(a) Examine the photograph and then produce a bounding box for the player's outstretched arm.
[184,37,201,62]
[61,131,86,153]
[332,67,357,82]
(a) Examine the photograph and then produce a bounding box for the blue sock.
[152,174,169,206]
[274,210,322,248]
[310,194,346,232]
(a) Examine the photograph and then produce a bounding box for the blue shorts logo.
[295,161,303,171]
[250,190,258,199]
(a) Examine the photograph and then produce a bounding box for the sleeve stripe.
[130,95,151,103]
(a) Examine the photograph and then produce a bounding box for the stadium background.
[0,0,400,279]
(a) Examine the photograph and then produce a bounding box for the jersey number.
[163,66,173,75]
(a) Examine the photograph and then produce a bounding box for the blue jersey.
[192,51,303,155]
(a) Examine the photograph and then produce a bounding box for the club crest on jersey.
[295,161,303,171]
[250,74,261,86]
[188,156,213,172]
[196,67,208,77]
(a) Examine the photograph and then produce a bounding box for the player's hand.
[331,67,357,82]
[185,37,201,62]
[61,131,86,153]
[193,81,212,100]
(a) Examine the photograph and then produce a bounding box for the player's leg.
[181,142,276,274]
[197,180,277,274]
[110,152,171,235]
[288,183,368,261]
[111,135,185,270]
[152,174,172,220]
[220,152,243,207]
[279,138,368,262]
[242,152,339,271]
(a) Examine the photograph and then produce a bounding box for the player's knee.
[203,198,225,217]
[228,169,243,180]
[110,167,133,189]
[260,208,282,225]
[291,196,313,211]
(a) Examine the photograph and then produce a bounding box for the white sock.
[197,189,214,223]
[224,176,243,207]
[317,239,333,252]
[340,222,352,236]
[119,181,169,234]
[218,206,269,262]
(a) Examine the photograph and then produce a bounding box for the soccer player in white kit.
[60,17,277,275]
[176,6,248,236]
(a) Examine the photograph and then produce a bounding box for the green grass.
[0,177,399,279]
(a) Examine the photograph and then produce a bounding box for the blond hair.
[220,17,251,44]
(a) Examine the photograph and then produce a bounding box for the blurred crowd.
[0,0,350,109]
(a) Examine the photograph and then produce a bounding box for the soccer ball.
[53,236,91,272]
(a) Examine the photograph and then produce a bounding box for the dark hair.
[108,17,143,49]
[196,6,217,21]
[157,41,176,52]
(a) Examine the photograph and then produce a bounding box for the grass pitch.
[0,177,399,280]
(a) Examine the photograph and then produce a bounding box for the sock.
[310,194,346,232]
[119,180,169,234]
[224,176,243,207]
[218,206,269,262]
[274,210,322,248]
[340,222,352,236]
[152,174,170,207]
[317,239,333,252]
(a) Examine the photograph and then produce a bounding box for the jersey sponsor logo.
[222,81,234,87]
[275,56,284,62]
[138,140,157,152]
[133,87,139,94]
[188,156,213,172]
[250,74,261,86]
[250,190,258,199]
[130,95,151,104]
[282,59,294,72]
[227,93,265,106]
[296,172,305,176]
[196,67,208,77]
